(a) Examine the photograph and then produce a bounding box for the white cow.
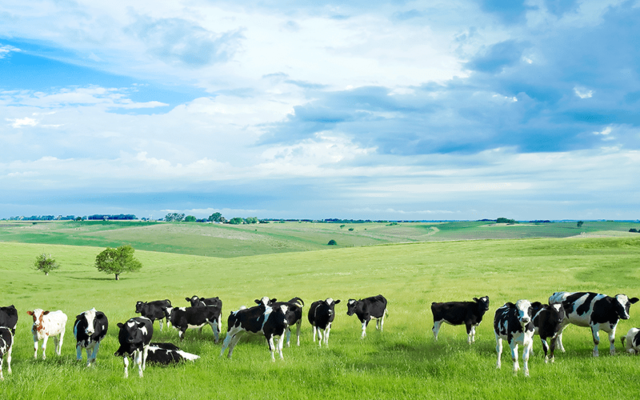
[621,328,640,354]
[27,309,67,360]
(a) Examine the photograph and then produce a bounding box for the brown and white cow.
[27,309,67,360]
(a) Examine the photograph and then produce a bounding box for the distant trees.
[244,217,258,224]
[577,221,584,228]
[497,217,516,224]
[184,215,196,222]
[95,245,142,280]
[229,217,244,225]
[34,253,60,276]
[165,213,185,222]
[208,212,223,222]
[630,228,638,233]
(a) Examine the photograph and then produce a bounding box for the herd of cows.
[1,291,639,380]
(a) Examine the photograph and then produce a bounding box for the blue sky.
[1,0,639,220]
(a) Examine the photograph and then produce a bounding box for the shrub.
[630,228,638,233]
[327,239,337,245]
[348,228,354,231]
[34,253,60,276]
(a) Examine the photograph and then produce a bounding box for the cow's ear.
[137,322,146,328]
[76,314,83,320]
[335,300,341,304]
[270,298,277,304]
[117,323,124,328]
[473,297,479,302]
[531,301,543,309]
[630,297,639,304]
[254,299,260,304]
[505,302,515,308]
[185,297,191,302]
[96,312,105,319]
[43,311,50,315]
[27,310,34,316]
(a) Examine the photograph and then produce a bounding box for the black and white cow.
[114,317,153,378]
[74,308,108,367]
[431,296,490,344]
[270,297,304,347]
[549,291,639,356]
[165,305,222,342]
[531,302,565,363]
[621,328,640,354]
[494,300,535,377]
[185,295,222,309]
[135,299,172,331]
[346,295,388,338]
[220,297,290,361]
[0,305,18,336]
[146,343,200,364]
[308,298,340,347]
[0,327,13,381]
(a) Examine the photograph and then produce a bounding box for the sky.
[1,0,639,221]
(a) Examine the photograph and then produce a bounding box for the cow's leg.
[472,325,478,343]
[312,326,317,343]
[523,340,532,377]
[296,320,302,346]
[432,320,443,340]
[159,319,163,332]
[142,345,149,371]
[540,337,549,363]
[556,323,568,353]
[267,335,276,362]
[211,321,220,344]
[178,328,186,341]
[510,341,520,374]
[466,324,473,344]
[0,355,3,381]
[41,336,49,360]
[607,324,617,356]
[591,323,601,357]
[53,337,59,357]
[220,331,234,356]
[123,356,129,378]
[32,337,39,359]
[277,335,285,360]
[135,350,144,378]
[549,336,557,363]
[227,334,243,359]
[495,335,502,369]
[76,345,83,361]
[380,314,385,332]
[7,343,12,375]
[317,327,323,347]
[286,327,292,348]
[361,319,368,339]
[324,323,332,346]
[90,342,100,366]
[58,331,64,356]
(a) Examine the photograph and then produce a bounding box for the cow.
[494,300,535,377]
[114,317,153,378]
[135,300,172,331]
[74,308,108,367]
[531,302,565,363]
[549,291,639,356]
[346,295,388,338]
[146,342,200,364]
[165,305,222,342]
[0,327,13,381]
[431,296,490,344]
[270,297,304,347]
[27,309,67,360]
[308,298,341,347]
[185,295,222,309]
[0,305,18,336]
[621,328,640,354]
[220,297,290,361]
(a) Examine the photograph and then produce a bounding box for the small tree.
[165,213,185,222]
[184,215,196,222]
[328,239,337,245]
[208,212,223,222]
[229,217,244,225]
[577,221,584,228]
[245,217,258,224]
[34,253,60,276]
[95,245,142,281]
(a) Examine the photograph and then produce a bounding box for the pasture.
[1,236,640,399]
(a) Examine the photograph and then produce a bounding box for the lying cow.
[621,328,640,354]
[74,308,108,367]
[0,327,13,381]
[308,298,340,347]
[531,302,565,363]
[549,291,638,356]
[220,297,290,361]
[165,305,222,342]
[135,299,172,331]
[114,317,153,378]
[0,305,18,336]
[431,296,490,344]
[270,297,304,347]
[146,343,200,364]
[185,295,222,308]
[494,300,535,377]
[27,309,67,360]
[346,295,388,338]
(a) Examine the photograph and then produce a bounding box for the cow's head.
[269,305,289,327]
[117,319,148,345]
[186,296,199,306]
[135,301,144,314]
[614,294,639,320]
[326,298,341,307]
[551,303,565,324]
[77,308,100,336]
[27,309,49,333]
[346,299,358,316]
[514,300,534,325]
[473,296,490,312]
[254,297,276,307]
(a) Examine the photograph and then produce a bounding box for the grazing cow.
[531,302,565,363]
[271,297,304,347]
[308,298,341,347]
[220,297,290,361]
[549,291,639,356]
[27,309,67,360]
[431,296,490,344]
[146,342,200,364]
[114,317,153,378]
[185,295,222,308]
[165,305,222,342]
[135,300,172,331]
[621,328,640,354]
[494,300,535,377]
[346,295,388,338]
[74,308,108,367]
[0,305,18,335]
[0,327,13,381]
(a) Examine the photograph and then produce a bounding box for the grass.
[1,237,640,398]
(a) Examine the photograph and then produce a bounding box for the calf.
[308,298,341,347]
[494,300,535,377]
[146,342,200,364]
[346,295,388,338]
[185,295,222,308]
[271,297,304,347]
[0,327,13,381]
[165,305,222,342]
[431,296,490,344]
[114,317,153,378]
[531,302,565,363]
[0,305,18,335]
[74,308,108,367]
[220,297,290,361]
[135,299,172,331]
[27,309,67,360]
[549,291,639,356]
[621,328,640,354]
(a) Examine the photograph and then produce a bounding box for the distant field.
[1,237,640,398]
[0,220,638,258]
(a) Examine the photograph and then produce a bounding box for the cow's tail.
[291,297,305,307]
[621,336,627,347]
[385,308,389,318]
[176,350,200,361]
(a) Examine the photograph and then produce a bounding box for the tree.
[630,228,638,233]
[229,217,244,225]
[208,212,223,222]
[34,253,60,276]
[497,217,516,224]
[184,215,196,222]
[327,239,337,245]
[165,213,185,222]
[95,245,142,280]
[577,221,584,228]
[244,217,258,224]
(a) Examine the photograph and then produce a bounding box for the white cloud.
[8,117,38,128]
[574,87,593,99]
[593,126,612,135]
[0,44,20,58]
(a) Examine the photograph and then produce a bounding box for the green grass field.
[2,236,640,399]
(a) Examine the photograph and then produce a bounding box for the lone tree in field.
[577,221,584,228]
[34,253,60,276]
[328,239,337,245]
[95,245,142,281]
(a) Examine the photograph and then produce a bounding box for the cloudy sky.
[1,0,639,220]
